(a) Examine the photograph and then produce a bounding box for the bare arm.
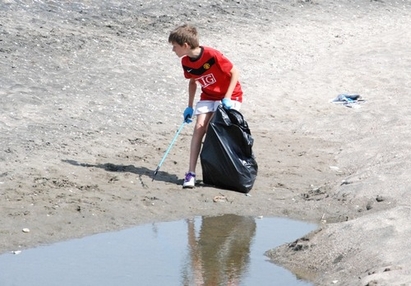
[224,66,239,99]
[188,78,197,107]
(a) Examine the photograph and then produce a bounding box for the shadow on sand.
[62,159,181,185]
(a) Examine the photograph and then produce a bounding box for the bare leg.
[188,112,214,173]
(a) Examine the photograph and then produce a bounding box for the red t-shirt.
[181,46,243,102]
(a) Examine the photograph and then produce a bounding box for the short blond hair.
[168,24,199,49]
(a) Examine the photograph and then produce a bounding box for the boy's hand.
[183,107,194,123]
[222,98,232,109]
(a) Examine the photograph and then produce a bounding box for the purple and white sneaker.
[183,172,196,188]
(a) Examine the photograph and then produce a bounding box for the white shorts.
[194,100,241,115]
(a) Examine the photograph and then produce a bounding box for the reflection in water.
[0,215,314,286]
[184,214,256,286]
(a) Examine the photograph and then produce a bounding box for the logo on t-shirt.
[197,73,216,88]
[203,63,211,70]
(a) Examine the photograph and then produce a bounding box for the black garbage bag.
[200,105,258,193]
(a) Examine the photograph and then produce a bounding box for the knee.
[194,122,207,135]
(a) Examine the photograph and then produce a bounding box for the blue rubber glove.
[183,107,194,123]
[222,98,232,110]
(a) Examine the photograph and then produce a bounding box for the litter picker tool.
[152,121,186,181]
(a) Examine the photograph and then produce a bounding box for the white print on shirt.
[197,73,216,88]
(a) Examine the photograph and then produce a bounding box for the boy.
[168,24,243,188]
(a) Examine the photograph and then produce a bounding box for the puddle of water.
[0,215,316,286]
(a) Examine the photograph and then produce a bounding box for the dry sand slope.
[1,0,411,285]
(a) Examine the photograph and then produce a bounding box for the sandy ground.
[1,0,411,285]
